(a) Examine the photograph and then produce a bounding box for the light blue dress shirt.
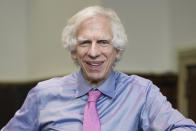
[2,69,196,131]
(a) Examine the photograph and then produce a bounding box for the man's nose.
[87,43,100,58]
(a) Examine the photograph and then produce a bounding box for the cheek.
[76,52,89,65]
[105,52,117,64]
[75,49,86,59]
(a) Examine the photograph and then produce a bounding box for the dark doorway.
[187,65,196,122]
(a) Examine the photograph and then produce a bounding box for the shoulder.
[114,72,158,95]
[30,72,79,96]
[24,72,79,108]
[115,72,152,88]
[116,72,162,98]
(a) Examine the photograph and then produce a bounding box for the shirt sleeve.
[1,87,40,131]
[140,82,196,131]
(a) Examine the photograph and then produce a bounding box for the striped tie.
[83,90,101,131]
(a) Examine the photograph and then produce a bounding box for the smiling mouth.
[86,61,104,68]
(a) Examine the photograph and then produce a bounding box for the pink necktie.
[83,90,101,131]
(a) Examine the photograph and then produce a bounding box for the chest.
[39,91,145,131]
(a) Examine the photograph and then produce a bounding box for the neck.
[87,79,105,87]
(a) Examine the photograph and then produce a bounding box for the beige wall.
[0,0,28,81]
[0,0,196,81]
[27,0,101,80]
[104,0,175,73]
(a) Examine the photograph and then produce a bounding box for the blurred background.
[0,0,196,128]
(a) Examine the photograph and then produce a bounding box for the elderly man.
[2,6,196,131]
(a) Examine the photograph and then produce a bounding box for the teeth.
[86,62,102,66]
[91,63,99,66]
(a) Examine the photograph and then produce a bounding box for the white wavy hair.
[62,6,128,55]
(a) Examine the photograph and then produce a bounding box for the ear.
[115,49,121,60]
[70,51,77,60]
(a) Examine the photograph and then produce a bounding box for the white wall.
[0,0,196,81]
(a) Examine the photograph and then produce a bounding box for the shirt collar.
[75,68,116,99]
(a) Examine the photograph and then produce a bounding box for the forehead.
[76,15,112,39]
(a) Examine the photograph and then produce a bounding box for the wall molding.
[178,48,196,116]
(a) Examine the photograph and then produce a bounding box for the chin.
[87,73,105,82]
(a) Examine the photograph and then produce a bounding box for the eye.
[78,40,91,47]
[97,40,110,46]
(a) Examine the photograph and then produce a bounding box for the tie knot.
[88,90,101,102]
